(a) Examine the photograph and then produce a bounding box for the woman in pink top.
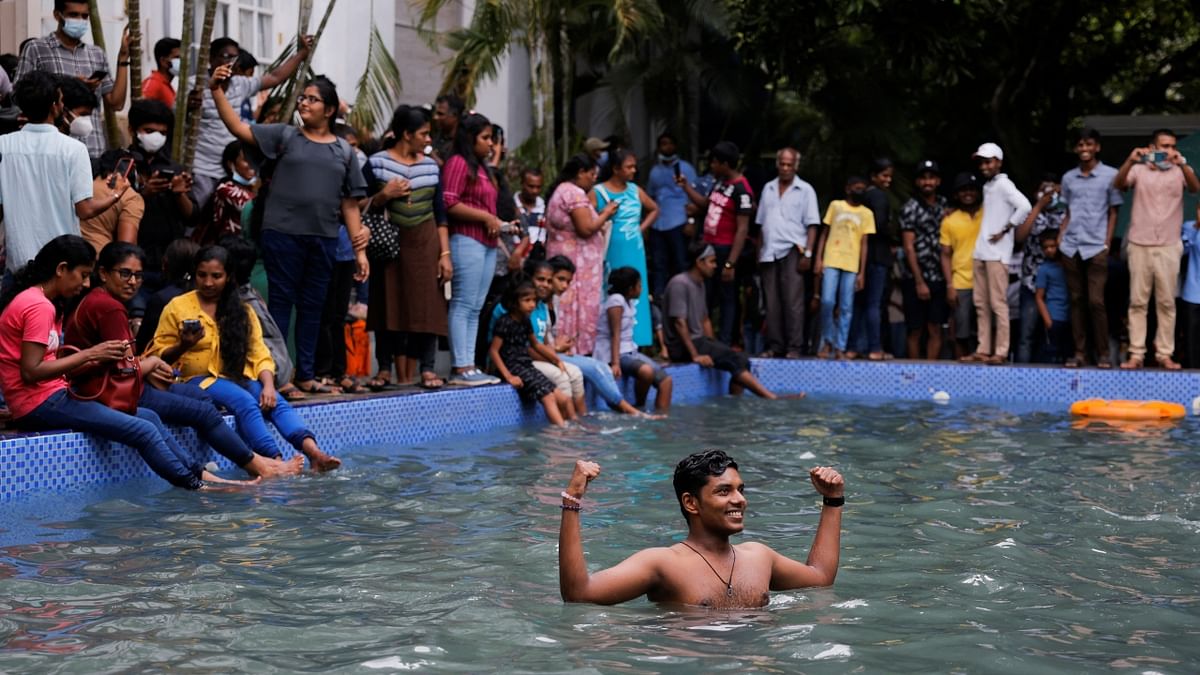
[545,153,619,355]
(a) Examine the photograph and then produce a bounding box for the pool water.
[1,396,1198,672]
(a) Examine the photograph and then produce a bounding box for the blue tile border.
[1,359,1197,501]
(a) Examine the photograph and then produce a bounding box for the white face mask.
[169,57,180,76]
[138,131,167,154]
[68,114,93,139]
[62,18,89,40]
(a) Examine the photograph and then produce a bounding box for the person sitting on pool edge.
[559,450,844,608]
[664,242,778,398]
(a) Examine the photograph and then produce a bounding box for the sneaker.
[448,369,500,386]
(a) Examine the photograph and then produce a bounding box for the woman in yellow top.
[147,246,341,472]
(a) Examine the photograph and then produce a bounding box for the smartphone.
[182,319,202,332]
[1150,151,1168,163]
[108,157,134,188]
[673,163,681,179]
[89,70,108,81]
[156,168,177,181]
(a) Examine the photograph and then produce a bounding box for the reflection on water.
[1,396,1199,672]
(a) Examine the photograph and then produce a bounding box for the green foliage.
[346,24,404,139]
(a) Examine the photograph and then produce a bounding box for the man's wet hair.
[673,450,738,520]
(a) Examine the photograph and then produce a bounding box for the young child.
[193,140,256,246]
[815,176,876,359]
[489,280,573,426]
[594,266,673,413]
[1034,229,1072,363]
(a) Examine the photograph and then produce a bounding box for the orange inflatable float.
[1069,399,1186,421]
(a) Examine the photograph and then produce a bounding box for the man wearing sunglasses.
[189,35,313,210]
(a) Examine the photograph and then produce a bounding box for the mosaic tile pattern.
[3,361,1197,501]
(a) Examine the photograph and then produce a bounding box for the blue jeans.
[562,354,625,408]
[449,234,497,368]
[820,268,857,351]
[17,389,204,489]
[1016,286,1043,364]
[260,229,337,383]
[180,377,314,458]
[848,262,888,354]
[649,226,689,298]
[140,385,255,467]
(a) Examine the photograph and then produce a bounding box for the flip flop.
[419,374,445,390]
[279,385,307,402]
[295,380,342,395]
[338,377,370,394]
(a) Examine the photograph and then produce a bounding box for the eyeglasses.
[113,268,144,282]
[296,95,323,105]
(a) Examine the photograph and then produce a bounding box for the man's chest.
[653,552,772,609]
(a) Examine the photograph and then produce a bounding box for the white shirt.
[514,192,546,245]
[0,124,92,271]
[755,177,821,262]
[973,173,1032,264]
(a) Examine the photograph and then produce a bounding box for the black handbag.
[365,209,401,262]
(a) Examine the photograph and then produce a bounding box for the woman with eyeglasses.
[208,63,370,396]
[64,242,303,479]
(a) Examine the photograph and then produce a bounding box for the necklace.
[680,541,736,598]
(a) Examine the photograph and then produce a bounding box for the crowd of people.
[0,2,1195,489]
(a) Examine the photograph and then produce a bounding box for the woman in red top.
[65,242,303,479]
[442,112,504,386]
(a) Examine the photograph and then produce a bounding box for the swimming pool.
[1,395,1197,672]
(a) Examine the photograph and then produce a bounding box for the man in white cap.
[964,142,1031,364]
[583,137,610,166]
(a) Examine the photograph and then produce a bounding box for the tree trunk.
[127,0,143,101]
[172,0,194,163]
[183,0,219,169]
[559,21,571,166]
[86,0,121,149]
[278,0,325,124]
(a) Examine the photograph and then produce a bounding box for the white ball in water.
[1191,396,1200,415]
[932,390,951,404]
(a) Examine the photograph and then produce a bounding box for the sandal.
[1096,358,1112,369]
[366,373,396,391]
[1119,357,1143,370]
[279,384,307,402]
[1159,356,1183,371]
[960,353,987,363]
[294,379,342,395]
[419,372,445,390]
[337,377,370,394]
[984,354,1006,365]
[1064,357,1082,368]
[868,352,894,361]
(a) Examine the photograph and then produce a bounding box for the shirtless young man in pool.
[559,450,844,608]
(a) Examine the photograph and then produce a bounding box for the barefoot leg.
[734,370,777,399]
[299,437,341,472]
[655,376,673,413]
[542,393,566,426]
[634,366,653,408]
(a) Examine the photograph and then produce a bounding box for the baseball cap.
[972,142,1004,161]
[952,172,980,191]
[915,159,940,176]
[583,137,610,153]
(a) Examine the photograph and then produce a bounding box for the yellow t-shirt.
[821,200,876,273]
[146,290,275,388]
[938,208,984,290]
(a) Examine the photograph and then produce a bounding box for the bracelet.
[439,251,451,258]
[560,491,581,504]
[560,503,581,512]
[118,61,130,67]
[823,496,845,507]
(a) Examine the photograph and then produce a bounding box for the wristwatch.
[724,262,734,269]
[804,249,813,259]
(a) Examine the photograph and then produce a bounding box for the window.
[227,0,274,62]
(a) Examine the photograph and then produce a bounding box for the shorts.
[620,351,668,384]
[901,278,949,331]
[669,336,750,376]
[533,360,585,398]
[953,289,975,340]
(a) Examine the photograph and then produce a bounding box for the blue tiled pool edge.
[2,359,1197,501]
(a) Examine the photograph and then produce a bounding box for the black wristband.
[823,496,845,507]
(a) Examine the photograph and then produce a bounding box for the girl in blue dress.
[592,149,659,346]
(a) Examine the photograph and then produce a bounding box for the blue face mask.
[62,18,89,40]
[232,172,257,187]
[597,151,609,168]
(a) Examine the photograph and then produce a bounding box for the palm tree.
[127,0,143,101]
[171,0,194,163]
[86,0,121,148]
[346,23,404,139]
[183,0,220,168]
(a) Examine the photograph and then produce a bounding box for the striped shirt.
[368,152,439,227]
[441,154,498,247]
[16,33,113,158]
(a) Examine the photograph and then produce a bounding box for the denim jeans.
[449,234,497,368]
[649,227,689,299]
[260,229,338,383]
[848,262,888,354]
[180,377,314,458]
[561,354,625,408]
[17,389,204,489]
[1016,287,1043,364]
[820,268,857,351]
[140,385,255,467]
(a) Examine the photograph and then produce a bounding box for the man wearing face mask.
[1113,128,1200,370]
[15,0,133,159]
[646,133,698,298]
[0,71,127,276]
[55,75,97,141]
[123,99,194,297]
[142,38,181,109]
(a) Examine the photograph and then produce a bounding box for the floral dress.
[546,182,606,355]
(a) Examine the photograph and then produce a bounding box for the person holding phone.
[123,99,195,297]
[80,151,145,253]
[14,0,133,158]
[646,133,699,298]
[1113,128,1200,370]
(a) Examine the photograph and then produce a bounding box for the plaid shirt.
[16,33,114,158]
